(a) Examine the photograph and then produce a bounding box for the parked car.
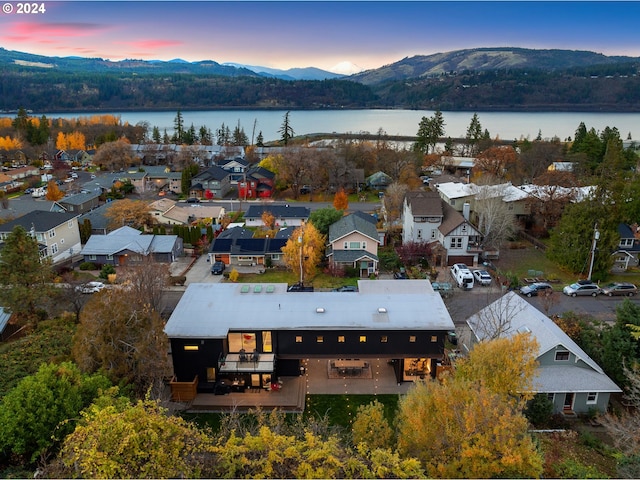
[562,281,601,297]
[287,283,314,292]
[299,185,311,195]
[600,282,638,297]
[210,261,226,275]
[75,281,106,294]
[472,269,492,286]
[186,197,200,203]
[393,270,408,279]
[332,285,358,292]
[519,282,553,297]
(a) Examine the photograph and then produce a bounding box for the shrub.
[169,276,186,286]
[79,262,96,271]
[524,394,554,427]
[99,264,116,280]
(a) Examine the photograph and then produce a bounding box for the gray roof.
[0,210,78,233]
[217,226,255,240]
[331,249,379,263]
[329,213,379,244]
[0,307,11,334]
[82,227,179,256]
[165,279,455,338]
[78,202,115,232]
[59,191,100,206]
[244,204,311,219]
[467,292,621,394]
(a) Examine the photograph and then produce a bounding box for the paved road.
[182,199,382,214]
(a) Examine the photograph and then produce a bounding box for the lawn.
[234,269,359,290]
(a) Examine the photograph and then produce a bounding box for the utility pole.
[298,229,304,285]
[587,223,600,281]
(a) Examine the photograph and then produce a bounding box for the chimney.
[463,202,470,221]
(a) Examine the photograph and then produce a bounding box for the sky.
[1,1,640,74]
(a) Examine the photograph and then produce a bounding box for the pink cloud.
[9,21,106,38]
[117,39,183,50]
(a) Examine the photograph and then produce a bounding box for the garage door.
[447,256,474,266]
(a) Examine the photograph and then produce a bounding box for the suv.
[332,285,358,292]
[210,261,226,275]
[472,269,492,286]
[563,281,601,297]
[601,282,638,297]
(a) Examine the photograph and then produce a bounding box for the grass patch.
[234,270,360,290]
[304,394,400,429]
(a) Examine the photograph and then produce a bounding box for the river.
[40,109,640,144]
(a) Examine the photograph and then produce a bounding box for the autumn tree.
[474,145,518,180]
[45,179,64,201]
[382,182,408,226]
[56,131,86,150]
[333,188,349,210]
[281,222,325,284]
[352,400,394,450]
[397,378,542,479]
[92,139,134,171]
[52,395,210,479]
[104,199,153,231]
[72,289,171,397]
[308,207,344,236]
[0,362,111,464]
[0,225,55,324]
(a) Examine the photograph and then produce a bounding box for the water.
[39,109,640,144]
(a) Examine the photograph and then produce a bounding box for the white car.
[472,269,492,286]
[75,281,106,294]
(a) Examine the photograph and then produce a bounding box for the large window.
[555,350,570,361]
[586,392,598,404]
[450,237,462,249]
[262,331,272,353]
[228,332,257,352]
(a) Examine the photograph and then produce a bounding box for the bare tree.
[92,140,135,171]
[118,255,170,312]
[382,182,408,227]
[473,179,518,250]
[467,291,527,342]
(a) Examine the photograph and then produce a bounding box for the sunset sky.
[1,1,639,73]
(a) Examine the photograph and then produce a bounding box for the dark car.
[332,285,358,292]
[519,282,553,297]
[287,283,314,292]
[186,197,200,203]
[601,282,638,297]
[211,261,226,275]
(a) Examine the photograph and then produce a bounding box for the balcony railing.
[218,352,275,374]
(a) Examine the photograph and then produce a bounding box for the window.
[68,220,74,228]
[316,336,324,343]
[409,335,416,343]
[271,254,280,261]
[380,335,388,343]
[586,392,598,404]
[461,224,467,232]
[547,393,555,402]
[431,335,437,342]
[359,335,367,343]
[262,331,272,353]
[349,241,360,249]
[183,345,199,351]
[48,229,56,238]
[450,237,462,249]
[338,336,345,343]
[206,367,216,382]
[450,199,456,206]
[60,238,65,244]
[620,238,634,247]
[295,336,303,343]
[50,243,58,254]
[555,350,570,361]
[417,230,422,239]
[344,241,348,249]
[431,229,437,239]
[90,255,96,261]
[106,254,113,260]
[362,241,366,249]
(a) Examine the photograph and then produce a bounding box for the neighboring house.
[466,292,621,415]
[208,236,289,267]
[239,166,276,199]
[244,204,310,228]
[77,201,117,235]
[612,223,640,271]
[547,162,575,172]
[440,156,476,177]
[80,225,183,265]
[4,165,40,181]
[164,279,456,399]
[366,171,393,191]
[58,191,101,214]
[0,210,82,263]
[218,158,249,184]
[327,213,379,277]
[190,166,231,199]
[149,198,226,226]
[436,181,530,219]
[402,190,482,266]
[0,307,14,341]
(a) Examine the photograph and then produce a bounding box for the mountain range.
[2,46,640,112]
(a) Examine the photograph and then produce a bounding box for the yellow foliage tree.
[397,379,543,479]
[352,400,394,450]
[455,333,539,406]
[45,180,65,201]
[55,131,68,150]
[56,131,86,150]
[104,199,152,231]
[0,136,22,150]
[228,268,239,282]
[333,188,349,211]
[281,222,325,284]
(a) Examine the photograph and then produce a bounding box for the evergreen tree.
[279,111,295,146]
[172,110,184,144]
[465,113,483,155]
[152,126,161,144]
[79,218,93,244]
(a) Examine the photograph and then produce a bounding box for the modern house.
[244,204,310,228]
[327,213,380,277]
[80,225,183,265]
[466,292,621,414]
[0,210,81,264]
[58,191,101,214]
[208,236,289,267]
[164,279,456,400]
[402,190,482,266]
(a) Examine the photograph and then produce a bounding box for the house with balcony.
[0,210,81,264]
[466,292,621,415]
[189,166,231,199]
[164,279,456,400]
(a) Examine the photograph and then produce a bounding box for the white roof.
[436,181,473,199]
[164,280,455,338]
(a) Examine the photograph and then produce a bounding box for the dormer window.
[620,238,634,247]
[555,350,570,361]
